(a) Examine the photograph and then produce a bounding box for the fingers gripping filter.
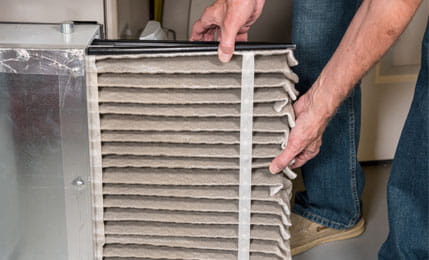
[87,44,299,260]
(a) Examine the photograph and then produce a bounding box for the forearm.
[310,0,422,118]
[270,0,422,172]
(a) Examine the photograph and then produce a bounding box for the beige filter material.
[101,143,283,158]
[101,131,288,145]
[103,209,290,226]
[97,73,290,89]
[105,236,287,258]
[101,115,290,132]
[88,49,298,260]
[103,244,285,260]
[102,184,292,200]
[99,102,294,118]
[101,156,272,169]
[98,87,290,104]
[104,222,289,245]
[102,196,290,217]
[103,168,287,186]
[95,53,298,83]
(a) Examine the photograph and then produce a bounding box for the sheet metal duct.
[0,22,100,260]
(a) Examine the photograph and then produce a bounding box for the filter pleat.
[103,168,284,186]
[98,87,289,104]
[102,143,282,158]
[102,185,290,199]
[95,54,298,83]
[99,102,293,118]
[100,115,289,132]
[105,235,287,257]
[97,73,289,89]
[101,131,287,145]
[102,156,271,169]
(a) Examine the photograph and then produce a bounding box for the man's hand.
[190,0,265,62]
[270,0,422,174]
[269,87,334,174]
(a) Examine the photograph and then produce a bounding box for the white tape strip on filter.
[237,53,255,260]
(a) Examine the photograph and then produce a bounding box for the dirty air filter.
[86,42,299,260]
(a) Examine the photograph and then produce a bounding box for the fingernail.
[269,165,280,174]
[219,51,231,63]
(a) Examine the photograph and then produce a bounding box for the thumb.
[269,137,303,174]
[218,6,246,62]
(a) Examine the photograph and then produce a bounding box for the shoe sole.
[291,218,366,256]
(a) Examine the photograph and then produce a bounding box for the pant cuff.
[293,204,361,230]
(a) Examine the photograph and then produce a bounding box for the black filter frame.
[87,39,295,55]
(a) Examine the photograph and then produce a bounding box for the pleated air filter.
[86,46,299,260]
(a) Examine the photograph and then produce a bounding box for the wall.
[358,2,428,161]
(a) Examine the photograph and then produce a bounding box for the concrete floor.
[292,163,392,260]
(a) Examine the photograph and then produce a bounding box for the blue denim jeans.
[378,23,429,259]
[291,0,364,229]
[292,0,429,257]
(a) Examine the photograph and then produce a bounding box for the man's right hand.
[190,0,265,63]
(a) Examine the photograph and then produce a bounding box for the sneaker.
[291,213,366,256]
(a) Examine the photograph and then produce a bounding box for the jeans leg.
[378,23,429,260]
[291,0,365,229]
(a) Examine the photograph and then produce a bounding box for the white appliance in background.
[139,21,168,40]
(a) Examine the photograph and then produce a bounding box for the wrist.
[306,80,343,121]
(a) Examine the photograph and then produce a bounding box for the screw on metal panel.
[72,177,85,187]
[60,21,74,34]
